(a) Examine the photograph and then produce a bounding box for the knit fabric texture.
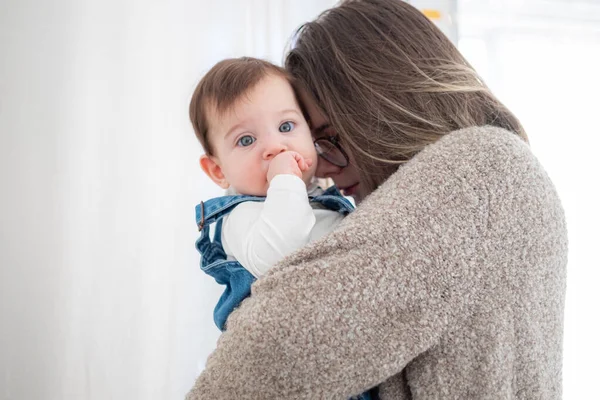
[187,126,568,400]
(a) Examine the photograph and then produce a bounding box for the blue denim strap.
[196,224,227,268]
[310,185,355,214]
[321,185,344,197]
[196,195,265,231]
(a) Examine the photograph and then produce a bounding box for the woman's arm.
[188,127,527,399]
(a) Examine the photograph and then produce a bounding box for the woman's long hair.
[286,0,526,194]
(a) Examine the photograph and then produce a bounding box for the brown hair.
[285,0,527,194]
[189,57,292,155]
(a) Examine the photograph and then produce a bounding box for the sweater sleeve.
[187,127,531,399]
[222,174,316,278]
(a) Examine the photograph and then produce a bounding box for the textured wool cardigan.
[187,126,568,400]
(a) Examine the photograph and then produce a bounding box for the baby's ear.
[200,155,230,189]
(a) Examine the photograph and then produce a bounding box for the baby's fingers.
[299,157,313,171]
[291,152,306,169]
[301,158,312,171]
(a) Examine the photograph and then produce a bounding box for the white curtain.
[0,1,335,399]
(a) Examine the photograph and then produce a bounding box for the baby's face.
[204,74,317,196]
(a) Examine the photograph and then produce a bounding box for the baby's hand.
[267,151,313,183]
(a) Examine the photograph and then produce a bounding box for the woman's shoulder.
[421,125,530,166]
[364,125,562,224]
[384,125,536,191]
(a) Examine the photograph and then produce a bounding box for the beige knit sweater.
[187,126,567,400]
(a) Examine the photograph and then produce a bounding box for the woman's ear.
[200,155,230,189]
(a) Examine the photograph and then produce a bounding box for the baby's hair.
[190,57,293,156]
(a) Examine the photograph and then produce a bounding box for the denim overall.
[195,186,378,400]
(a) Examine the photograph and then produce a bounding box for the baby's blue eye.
[237,135,255,147]
[279,121,295,133]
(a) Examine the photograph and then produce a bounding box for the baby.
[189,56,376,400]
[190,57,354,331]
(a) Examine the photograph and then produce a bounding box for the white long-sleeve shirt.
[221,174,345,278]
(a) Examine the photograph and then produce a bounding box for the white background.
[0,0,598,399]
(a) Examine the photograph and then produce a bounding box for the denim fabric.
[350,387,379,400]
[195,194,265,332]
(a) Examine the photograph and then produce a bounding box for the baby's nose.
[263,142,287,160]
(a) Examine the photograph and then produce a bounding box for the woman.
[187,0,567,398]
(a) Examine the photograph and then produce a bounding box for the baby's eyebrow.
[279,108,301,115]
[224,123,245,140]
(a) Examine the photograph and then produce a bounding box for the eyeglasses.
[313,136,349,168]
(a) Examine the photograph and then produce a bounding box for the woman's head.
[286,0,526,202]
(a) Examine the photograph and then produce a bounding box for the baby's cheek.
[307,143,318,161]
